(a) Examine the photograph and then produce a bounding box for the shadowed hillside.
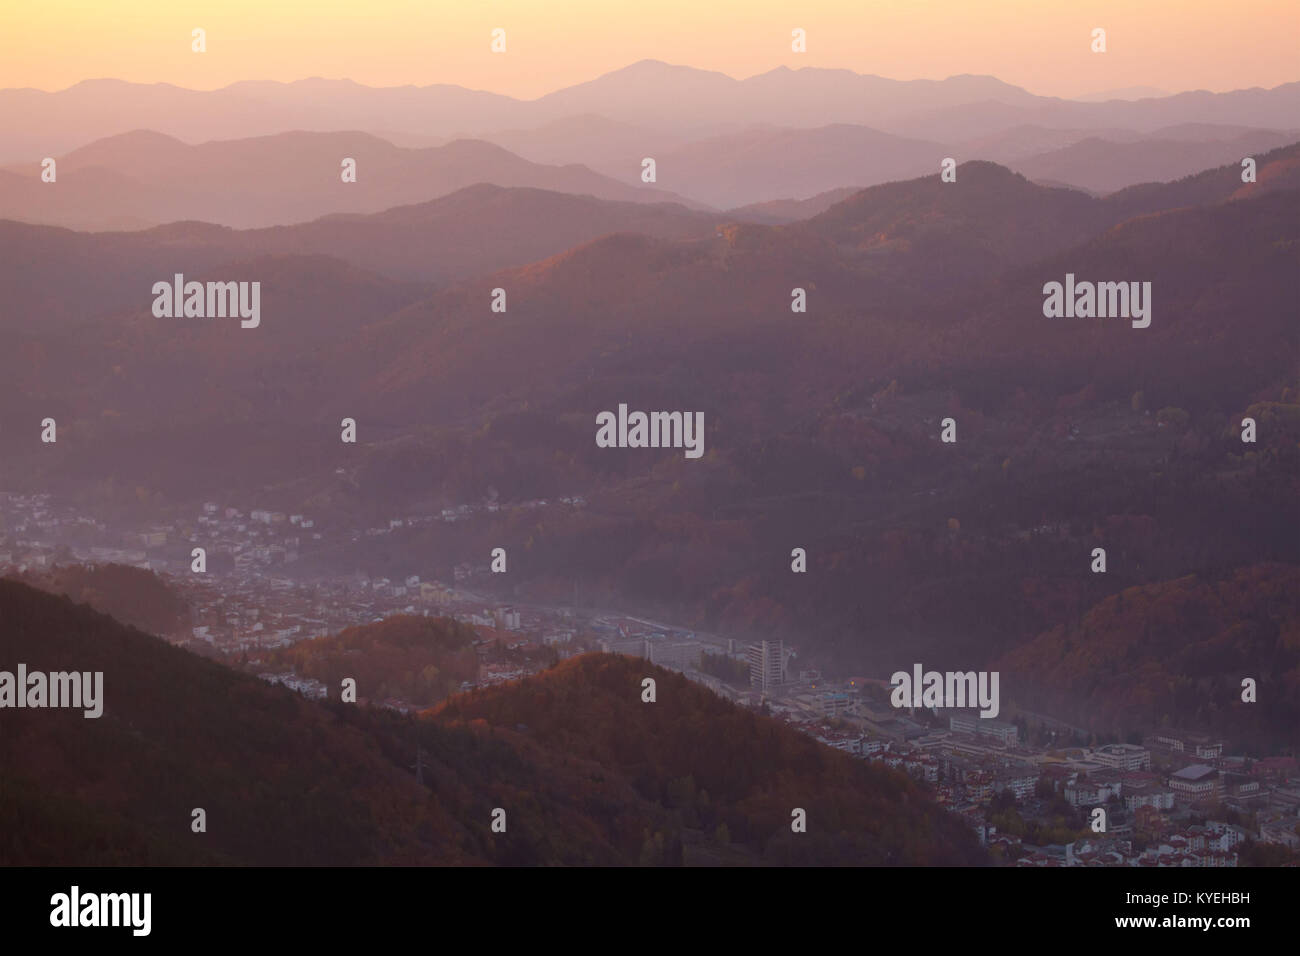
[1002,564,1300,752]
[0,581,983,865]
[431,653,986,865]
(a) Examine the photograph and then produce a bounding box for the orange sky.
[2,0,1296,98]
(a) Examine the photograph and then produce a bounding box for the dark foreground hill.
[0,581,983,865]
[7,563,190,638]
[431,653,986,864]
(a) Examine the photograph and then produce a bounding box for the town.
[2,488,1296,867]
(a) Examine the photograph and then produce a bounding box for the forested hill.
[0,580,984,865]
[1002,564,1300,752]
[430,653,986,865]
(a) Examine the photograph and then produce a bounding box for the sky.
[2,0,1296,99]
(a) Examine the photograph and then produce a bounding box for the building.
[993,769,1040,801]
[1168,765,1219,802]
[1259,820,1300,849]
[1065,777,1121,807]
[1091,743,1151,772]
[1221,773,1262,800]
[648,641,702,671]
[747,640,785,692]
[600,637,648,658]
[949,712,1019,747]
[1152,731,1225,760]
[1123,781,1175,811]
[815,691,852,717]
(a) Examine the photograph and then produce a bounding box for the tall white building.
[748,640,785,692]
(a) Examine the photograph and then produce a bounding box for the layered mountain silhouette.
[648,124,948,208]
[4,120,1297,229]
[4,64,1299,216]
[1008,128,1296,194]
[0,130,694,229]
[0,580,983,865]
[3,146,1297,464]
[9,64,1297,165]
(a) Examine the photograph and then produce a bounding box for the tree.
[1156,406,1190,429]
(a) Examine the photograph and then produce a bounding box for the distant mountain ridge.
[3,62,1296,165]
[0,129,696,229]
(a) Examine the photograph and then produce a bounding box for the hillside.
[0,183,715,328]
[1002,565,1300,752]
[1010,130,1296,195]
[0,581,983,865]
[268,615,480,707]
[431,653,986,865]
[6,563,190,637]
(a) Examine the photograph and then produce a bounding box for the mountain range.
[7,63,1298,163]
[0,94,1296,750]
[3,63,1298,227]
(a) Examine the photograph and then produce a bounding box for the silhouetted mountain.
[0,130,695,229]
[1102,139,1300,217]
[954,124,1142,163]
[0,184,717,331]
[1011,129,1296,194]
[530,62,1059,133]
[885,83,1300,142]
[651,124,947,207]
[479,113,698,181]
[1073,87,1170,102]
[6,67,1296,166]
[243,185,718,281]
[728,186,862,224]
[0,77,531,163]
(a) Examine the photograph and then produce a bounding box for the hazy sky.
[3,0,1296,99]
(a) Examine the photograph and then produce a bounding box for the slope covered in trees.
[269,614,479,706]
[0,582,983,865]
[1002,564,1300,752]
[432,654,986,865]
[9,563,190,637]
